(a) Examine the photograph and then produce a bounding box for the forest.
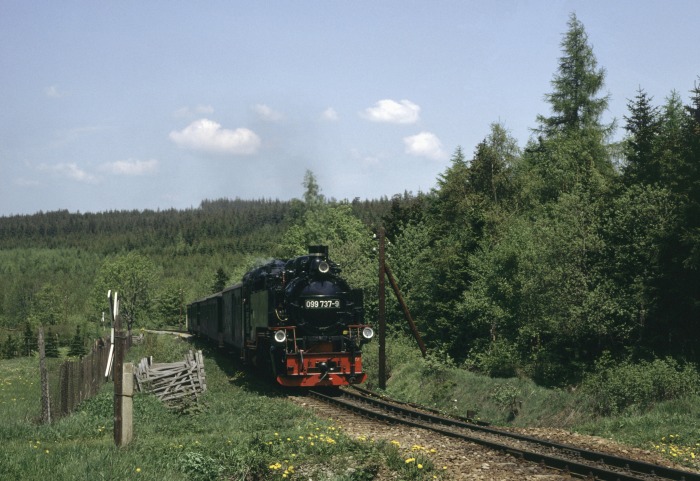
[1,14,699,389]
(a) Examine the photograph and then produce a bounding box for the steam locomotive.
[187,246,374,387]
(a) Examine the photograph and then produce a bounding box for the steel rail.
[347,386,699,481]
[308,388,700,481]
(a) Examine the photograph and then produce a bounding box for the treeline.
[0,193,391,354]
[0,198,293,254]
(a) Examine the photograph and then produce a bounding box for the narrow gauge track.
[307,387,700,481]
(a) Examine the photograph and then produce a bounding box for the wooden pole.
[110,290,133,447]
[38,326,51,425]
[385,263,427,357]
[378,227,387,390]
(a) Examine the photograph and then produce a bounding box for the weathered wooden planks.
[134,350,206,405]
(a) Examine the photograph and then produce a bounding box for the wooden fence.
[134,350,206,405]
[44,334,134,422]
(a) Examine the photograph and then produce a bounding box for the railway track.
[306,386,700,481]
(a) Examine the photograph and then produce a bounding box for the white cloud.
[169,119,261,155]
[174,104,214,118]
[321,107,339,121]
[100,158,159,175]
[403,131,447,161]
[38,162,99,183]
[362,99,420,124]
[253,104,283,122]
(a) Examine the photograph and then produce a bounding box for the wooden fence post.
[38,327,51,425]
[110,290,133,447]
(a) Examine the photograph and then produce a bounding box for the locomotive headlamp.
[274,329,287,343]
[318,260,330,274]
[361,327,374,340]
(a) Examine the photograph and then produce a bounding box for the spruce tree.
[525,13,615,202]
[623,88,661,186]
[45,329,60,358]
[469,123,519,205]
[23,323,38,356]
[536,13,610,136]
[68,325,86,358]
[4,334,19,359]
[211,267,229,293]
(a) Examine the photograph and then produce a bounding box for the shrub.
[465,339,520,378]
[582,357,700,416]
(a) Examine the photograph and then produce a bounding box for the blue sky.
[1,1,699,216]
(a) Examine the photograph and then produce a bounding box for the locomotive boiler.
[187,246,374,387]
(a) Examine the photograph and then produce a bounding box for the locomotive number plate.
[304,299,341,309]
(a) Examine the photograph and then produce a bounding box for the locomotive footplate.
[277,351,367,387]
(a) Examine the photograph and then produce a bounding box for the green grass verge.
[363,334,700,470]
[0,334,446,480]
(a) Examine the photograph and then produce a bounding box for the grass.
[3,332,698,477]
[0,334,447,480]
[362,334,700,471]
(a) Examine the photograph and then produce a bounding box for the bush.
[465,339,520,378]
[582,357,700,416]
[362,333,423,389]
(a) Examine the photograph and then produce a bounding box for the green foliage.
[362,333,423,390]
[469,122,520,205]
[582,357,700,416]
[489,382,522,420]
[536,13,611,137]
[92,252,159,330]
[465,339,520,378]
[277,202,376,313]
[44,329,59,358]
[302,168,325,208]
[3,334,19,359]
[23,323,37,356]
[67,325,86,357]
[178,451,223,481]
[210,267,228,294]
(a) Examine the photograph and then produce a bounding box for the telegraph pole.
[378,226,386,390]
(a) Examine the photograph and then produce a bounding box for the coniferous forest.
[1,14,699,390]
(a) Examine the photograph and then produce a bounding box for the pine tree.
[302,169,325,209]
[68,325,86,358]
[23,322,38,356]
[4,334,19,359]
[524,13,615,202]
[211,267,229,293]
[469,123,520,205]
[623,88,661,185]
[536,13,610,137]
[45,329,60,358]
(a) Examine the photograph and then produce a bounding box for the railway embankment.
[359,334,700,474]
